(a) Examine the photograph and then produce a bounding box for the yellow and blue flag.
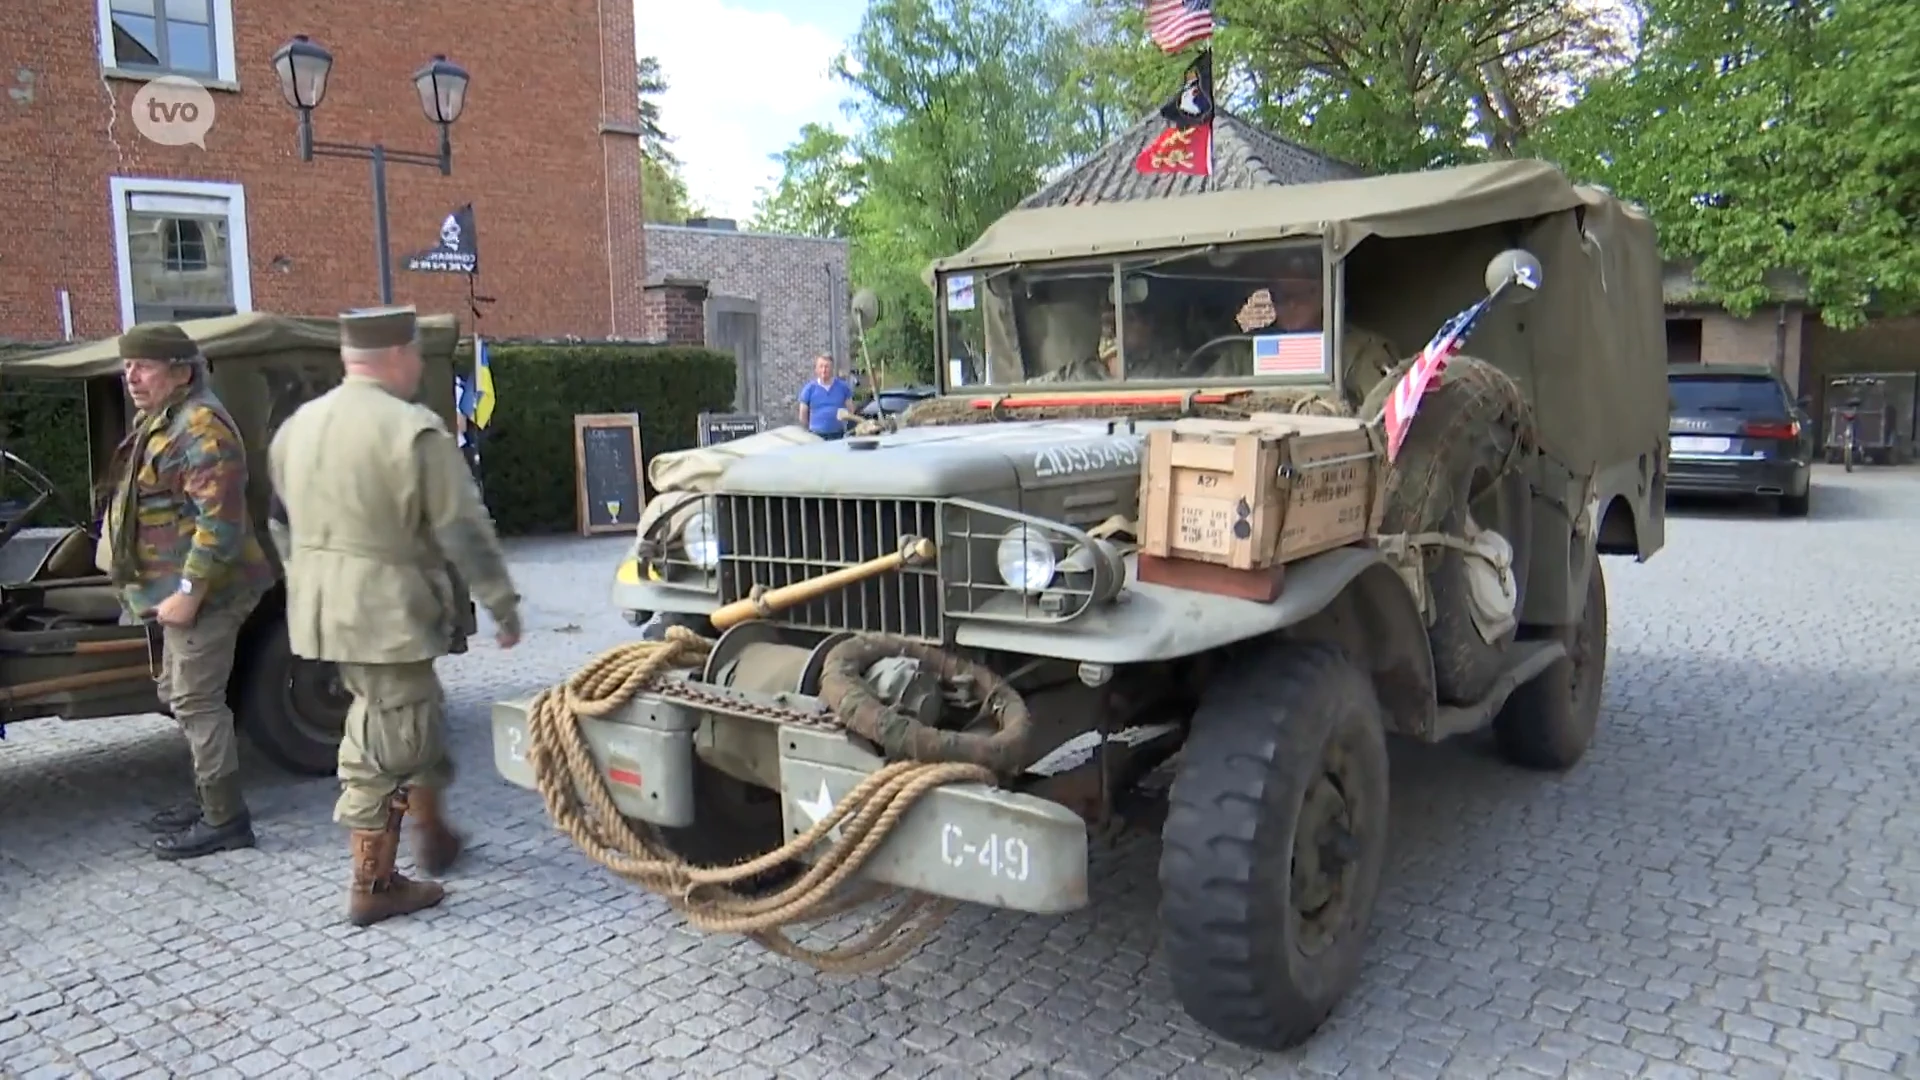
[472,335,496,429]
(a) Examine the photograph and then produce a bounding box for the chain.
[647,672,845,731]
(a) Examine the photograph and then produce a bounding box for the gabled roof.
[1019,109,1368,210]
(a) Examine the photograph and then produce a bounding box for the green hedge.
[0,380,89,511]
[462,341,736,535]
[1,342,736,538]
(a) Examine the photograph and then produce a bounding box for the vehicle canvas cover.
[1,311,467,545]
[926,158,1669,480]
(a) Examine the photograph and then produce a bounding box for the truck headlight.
[995,525,1056,594]
[680,509,720,570]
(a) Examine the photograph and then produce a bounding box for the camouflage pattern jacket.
[105,385,274,620]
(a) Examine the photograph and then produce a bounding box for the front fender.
[954,545,1408,664]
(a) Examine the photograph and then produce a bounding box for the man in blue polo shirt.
[797,353,854,439]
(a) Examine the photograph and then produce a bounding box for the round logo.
[131,76,216,149]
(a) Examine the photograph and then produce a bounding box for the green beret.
[340,305,419,350]
[119,322,199,363]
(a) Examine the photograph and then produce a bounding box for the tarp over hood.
[0,312,463,378]
[927,159,1588,278]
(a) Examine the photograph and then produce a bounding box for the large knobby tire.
[652,766,799,896]
[232,617,350,776]
[1362,354,1534,706]
[1493,556,1609,770]
[1158,644,1391,1051]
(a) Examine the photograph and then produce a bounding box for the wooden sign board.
[573,413,646,537]
[698,411,765,447]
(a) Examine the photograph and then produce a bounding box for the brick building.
[0,0,645,343]
[643,220,851,424]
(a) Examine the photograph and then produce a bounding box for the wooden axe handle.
[709,537,936,631]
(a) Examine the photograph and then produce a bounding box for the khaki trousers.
[155,603,249,787]
[333,661,455,830]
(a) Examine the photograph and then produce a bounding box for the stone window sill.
[101,66,241,94]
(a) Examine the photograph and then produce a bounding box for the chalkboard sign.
[572,413,646,536]
[698,412,765,447]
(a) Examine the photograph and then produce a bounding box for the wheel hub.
[1289,746,1361,955]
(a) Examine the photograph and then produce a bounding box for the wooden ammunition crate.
[1138,414,1384,573]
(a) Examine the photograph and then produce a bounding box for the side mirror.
[1485,249,1544,303]
[851,288,880,334]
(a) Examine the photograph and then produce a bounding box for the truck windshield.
[941,242,1329,388]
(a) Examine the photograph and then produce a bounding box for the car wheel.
[234,617,349,776]
[1158,643,1391,1051]
[1492,554,1608,771]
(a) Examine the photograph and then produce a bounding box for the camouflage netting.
[870,387,1350,433]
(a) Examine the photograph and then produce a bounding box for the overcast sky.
[639,0,866,222]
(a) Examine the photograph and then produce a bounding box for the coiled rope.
[521,625,995,974]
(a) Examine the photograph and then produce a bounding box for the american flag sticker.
[1252,332,1325,376]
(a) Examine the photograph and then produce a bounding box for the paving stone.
[5,476,1920,1079]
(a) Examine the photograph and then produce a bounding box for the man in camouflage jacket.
[103,322,274,860]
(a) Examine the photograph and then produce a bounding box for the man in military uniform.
[105,322,276,860]
[1235,270,1402,409]
[267,305,523,927]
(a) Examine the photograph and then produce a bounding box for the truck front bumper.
[491,682,1089,914]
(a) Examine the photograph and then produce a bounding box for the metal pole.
[371,144,393,304]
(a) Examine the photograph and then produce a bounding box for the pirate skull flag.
[405,203,479,274]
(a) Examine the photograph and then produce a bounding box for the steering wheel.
[1186,333,1260,372]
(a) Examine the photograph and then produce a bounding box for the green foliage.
[464,343,735,535]
[1536,0,1920,327]
[0,380,89,516]
[638,54,703,224]
[752,0,1095,383]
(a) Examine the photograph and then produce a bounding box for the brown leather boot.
[405,784,465,877]
[346,796,445,927]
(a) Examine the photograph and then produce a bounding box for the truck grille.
[714,495,943,640]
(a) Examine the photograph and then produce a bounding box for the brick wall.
[641,279,708,346]
[1669,306,1809,395]
[642,224,850,424]
[0,0,643,342]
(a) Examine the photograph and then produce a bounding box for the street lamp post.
[270,35,471,304]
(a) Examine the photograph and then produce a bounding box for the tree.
[1215,0,1633,171]
[637,55,677,167]
[831,0,1091,376]
[749,123,868,238]
[637,54,701,223]
[1537,0,1920,326]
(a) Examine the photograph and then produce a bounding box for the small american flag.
[1252,332,1324,376]
[1145,0,1213,54]
[1382,309,1477,462]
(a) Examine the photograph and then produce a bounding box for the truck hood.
[717,420,1154,498]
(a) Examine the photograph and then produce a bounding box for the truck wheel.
[1493,557,1608,770]
[234,618,349,777]
[1158,643,1391,1051]
[1363,355,1533,705]
[653,766,798,896]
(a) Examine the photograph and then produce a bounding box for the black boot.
[152,777,256,860]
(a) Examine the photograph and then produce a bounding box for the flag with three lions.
[1135,49,1215,176]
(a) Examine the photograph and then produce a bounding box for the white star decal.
[794,779,844,842]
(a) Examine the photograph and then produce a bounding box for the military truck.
[491,159,1669,1049]
[0,313,477,774]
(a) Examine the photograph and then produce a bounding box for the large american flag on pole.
[1145,0,1213,54]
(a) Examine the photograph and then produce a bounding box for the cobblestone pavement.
[4,465,1919,1080]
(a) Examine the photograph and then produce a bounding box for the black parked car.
[858,384,938,419]
[1665,363,1814,516]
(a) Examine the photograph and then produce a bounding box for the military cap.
[118,322,199,363]
[339,305,419,350]
[1271,248,1321,282]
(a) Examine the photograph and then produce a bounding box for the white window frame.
[96,0,239,85]
[109,177,253,331]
